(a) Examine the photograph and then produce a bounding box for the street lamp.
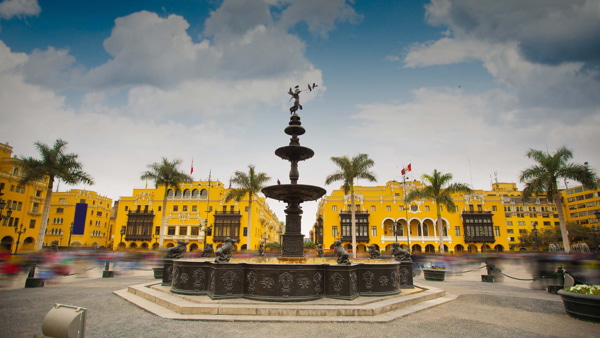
[532,222,539,251]
[394,221,399,243]
[120,226,126,246]
[13,222,26,254]
[592,210,600,251]
[0,198,12,226]
[153,234,159,249]
[68,223,74,246]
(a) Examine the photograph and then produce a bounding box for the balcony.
[341,235,370,243]
[464,235,495,243]
[215,210,241,215]
[125,234,152,242]
[462,210,492,214]
[213,235,240,243]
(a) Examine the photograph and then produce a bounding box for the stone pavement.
[0,261,598,338]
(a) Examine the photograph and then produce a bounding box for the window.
[183,205,188,212]
[371,205,376,211]
[29,219,36,229]
[518,221,525,226]
[155,226,160,235]
[32,203,40,213]
[507,229,514,234]
[56,207,64,214]
[492,206,497,212]
[386,206,391,212]
[425,206,430,212]
[192,205,197,212]
[168,227,176,235]
[507,221,513,226]
[371,226,377,236]
[518,229,527,234]
[332,226,338,238]
[243,227,248,236]
[332,205,337,211]
[179,227,187,236]
[173,205,178,212]
[455,226,460,236]
[494,226,500,237]
[191,227,199,236]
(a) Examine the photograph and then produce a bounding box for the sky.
[1,0,599,235]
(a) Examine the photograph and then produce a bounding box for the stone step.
[114,282,454,322]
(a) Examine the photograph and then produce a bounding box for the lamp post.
[120,226,126,247]
[0,198,12,226]
[13,222,26,254]
[532,222,539,251]
[394,221,399,243]
[68,223,74,246]
[154,234,159,249]
[593,210,600,251]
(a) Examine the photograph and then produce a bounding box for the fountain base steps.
[114,282,455,323]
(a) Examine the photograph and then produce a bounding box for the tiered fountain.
[165,88,412,301]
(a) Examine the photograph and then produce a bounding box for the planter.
[153,267,164,279]
[558,289,600,322]
[423,269,446,281]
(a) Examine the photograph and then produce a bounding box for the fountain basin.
[262,184,326,202]
[168,259,410,301]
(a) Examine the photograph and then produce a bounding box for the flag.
[401,163,412,176]
[190,159,194,175]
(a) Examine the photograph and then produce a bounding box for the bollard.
[42,303,86,338]
[102,261,114,278]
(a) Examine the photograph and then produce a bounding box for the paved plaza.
[0,261,598,338]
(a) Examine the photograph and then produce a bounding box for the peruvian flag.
[190,159,194,175]
[401,163,412,176]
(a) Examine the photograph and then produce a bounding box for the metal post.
[14,223,26,254]
[532,222,539,251]
[68,223,73,246]
[394,221,398,243]
[120,226,126,247]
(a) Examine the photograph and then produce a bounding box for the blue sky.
[1,0,599,234]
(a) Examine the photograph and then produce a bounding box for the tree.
[18,139,94,250]
[324,154,376,258]
[405,169,472,254]
[225,165,270,250]
[141,158,192,247]
[519,146,597,253]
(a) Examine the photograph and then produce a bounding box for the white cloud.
[277,0,362,37]
[425,0,600,65]
[349,88,600,191]
[404,2,600,120]
[0,0,40,19]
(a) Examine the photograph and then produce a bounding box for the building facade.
[46,189,114,248]
[313,180,572,253]
[113,180,281,251]
[0,143,47,254]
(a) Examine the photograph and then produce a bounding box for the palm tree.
[17,139,94,250]
[141,158,192,247]
[405,169,471,254]
[225,165,270,250]
[519,146,597,253]
[325,154,376,259]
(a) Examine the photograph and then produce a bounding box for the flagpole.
[403,174,411,253]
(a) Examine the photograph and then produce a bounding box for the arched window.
[167,189,174,197]
[174,189,182,197]
[200,189,208,197]
[192,189,199,197]
[183,189,190,197]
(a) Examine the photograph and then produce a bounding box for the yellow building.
[113,180,281,251]
[0,143,46,254]
[313,180,564,254]
[46,189,114,248]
